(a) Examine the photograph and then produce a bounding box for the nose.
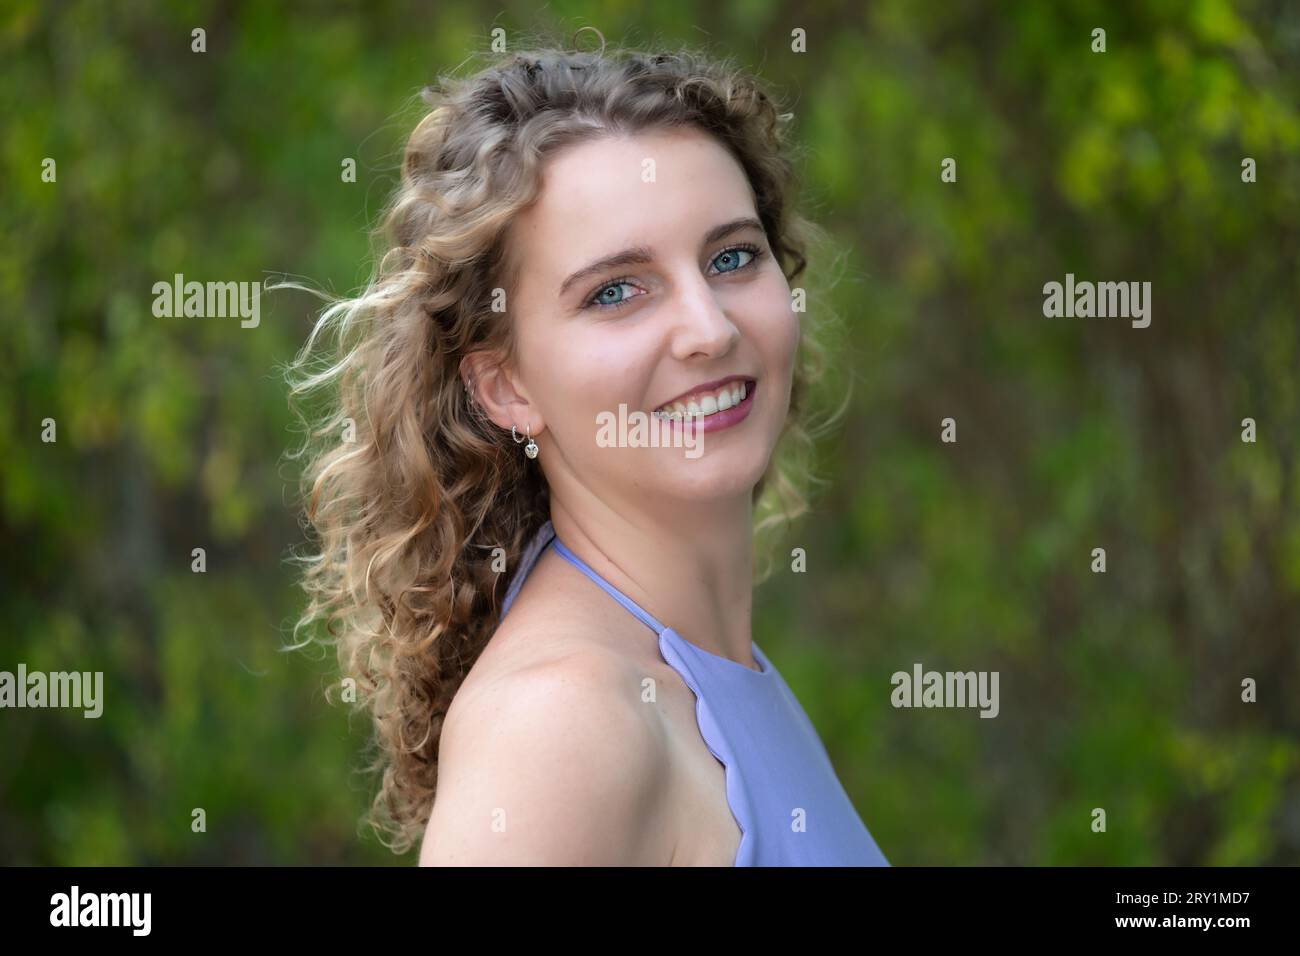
[668,270,739,361]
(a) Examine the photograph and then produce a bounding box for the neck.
[548,491,755,666]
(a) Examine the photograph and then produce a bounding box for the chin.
[662,448,769,499]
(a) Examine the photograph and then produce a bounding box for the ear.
[460,351,542,436]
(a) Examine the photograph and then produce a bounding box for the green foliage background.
[2,0,1297,864]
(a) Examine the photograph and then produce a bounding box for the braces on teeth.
[651,382,749,421]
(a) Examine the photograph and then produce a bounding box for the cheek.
[549,338,655,441]
[753,296,800,374]
[752,297,800,421]
[746,271,799,359]
[573,339,653,401]
[782,304,801,364]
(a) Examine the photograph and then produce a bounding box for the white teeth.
[653,381,750,420]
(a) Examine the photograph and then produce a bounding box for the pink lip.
[655,380,757,435]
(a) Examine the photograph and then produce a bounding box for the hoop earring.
[512,423,539,459]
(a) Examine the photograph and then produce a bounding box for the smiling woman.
[276,29,885,866]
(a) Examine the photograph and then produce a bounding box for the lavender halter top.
[499,520,890,867]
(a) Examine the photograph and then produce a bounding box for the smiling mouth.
[652,378,756,421]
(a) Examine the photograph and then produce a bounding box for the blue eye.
[585,243,766,312]
[591,280,638,309]
[709,245,757,274]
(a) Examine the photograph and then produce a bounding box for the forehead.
[507,127,757,294]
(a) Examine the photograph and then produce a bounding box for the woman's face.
[496,125,799,508]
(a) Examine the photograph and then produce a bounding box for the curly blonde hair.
[277,31,852,855]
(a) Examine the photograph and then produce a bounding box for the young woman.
[284,32,890,867]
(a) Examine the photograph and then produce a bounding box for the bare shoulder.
[419,636,674,866]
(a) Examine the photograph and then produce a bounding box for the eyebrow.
[557,216,766,298]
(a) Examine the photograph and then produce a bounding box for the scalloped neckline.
[662,626,773,677]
